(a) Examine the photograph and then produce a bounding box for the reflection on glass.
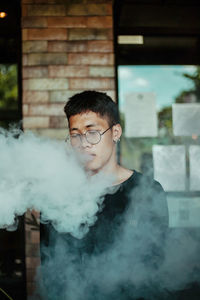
[124,92,158,138]
[152,145,186,191]
[189,146,200,191]
[167,196,200,228]
[172,103,200,136]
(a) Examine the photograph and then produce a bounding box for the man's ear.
[112,124,122,143]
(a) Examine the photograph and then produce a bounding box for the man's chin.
[75,150,94,164]
[84,161,99,174]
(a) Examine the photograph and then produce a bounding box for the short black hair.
[64,90,120,126]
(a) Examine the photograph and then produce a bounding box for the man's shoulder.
[126,169,165,194]
[128,170,168,226]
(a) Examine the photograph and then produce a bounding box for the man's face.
[69,111,119,173]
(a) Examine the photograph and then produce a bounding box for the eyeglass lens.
[70,131,101,146]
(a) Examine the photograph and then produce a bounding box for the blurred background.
[0,0,200,299]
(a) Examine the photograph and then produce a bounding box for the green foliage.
[158,106,172,135]
[175,90,195,103]
[175,66,200,103]
[0,64,18,110]
[158,66,200,138]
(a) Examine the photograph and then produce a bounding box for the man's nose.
[80,135,91,148]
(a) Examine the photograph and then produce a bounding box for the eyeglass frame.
[65,125,114,146]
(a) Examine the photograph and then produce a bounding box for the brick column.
[22,0,115,139]
[21,0,115,298]
[24,210,40,298]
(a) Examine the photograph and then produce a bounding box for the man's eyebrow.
[86,124,98,128]
[70,124,98,131]
[70,127,79,131]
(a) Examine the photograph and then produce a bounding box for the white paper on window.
[124,93,158,137]
[152,145,186,191]
[167,196,200,228]
[172,103,200,136]
[189,146,200,191]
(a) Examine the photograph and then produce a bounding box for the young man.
[64,90,133,184]
[40,91,169,300]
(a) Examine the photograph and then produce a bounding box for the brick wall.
[21,0,115,298]
[22,0,115,140]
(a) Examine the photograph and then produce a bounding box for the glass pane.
[118,65,200,191]
[0,63,25,299]
[0,64,18,110]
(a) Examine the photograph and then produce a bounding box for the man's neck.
[91,163,133,186]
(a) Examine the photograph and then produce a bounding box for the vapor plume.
[37,175,200,300]
[0,127,113,238]
[1,126,200,300]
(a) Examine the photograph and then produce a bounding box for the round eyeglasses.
[66,125,113,147]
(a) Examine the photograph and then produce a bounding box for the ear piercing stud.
[114,138,120,143]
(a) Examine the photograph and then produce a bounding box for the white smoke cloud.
[0,127,113,238]
[1,126,200,300]
[36,175,200,300]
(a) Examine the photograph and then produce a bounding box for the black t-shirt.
[40,170,169,300]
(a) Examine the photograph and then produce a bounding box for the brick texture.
[22,29,28,40]
[23,91,49,103]
[26,257,40,268]
[23,54,28,66]
[68,28,112,41]
[68,53,114,65]
[27,53,68,66]
[47,16,87,28]
[49,116,68,128]
[29,128,67,139]
[23,116,49,128]
[48,65,88,77]
[69,78,115,90]
[22,2,115,297]
[23,104,29,115]
[49,90,82,102]
[23,41,48,53]
[23,66,48,78]
[87,16,112,28]
[25,210,40,298]
[48,41,87,52]
[88,40,113,52]
[66,4,111,16]
[22,5,27,17]
[23,78,68,90]
[27,5,66,16]
[89,66,114,77]
[27,28,67,40]
[29,103,66,116]
[22,16,47,28]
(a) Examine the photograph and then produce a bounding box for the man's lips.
[83,152,96,162]
[83,151,96,156]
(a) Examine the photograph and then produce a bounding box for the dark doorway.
[0,1,26,300]
[115,0,200,65]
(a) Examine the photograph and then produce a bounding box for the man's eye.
[87,131,98,135]
[71,134,80,138]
